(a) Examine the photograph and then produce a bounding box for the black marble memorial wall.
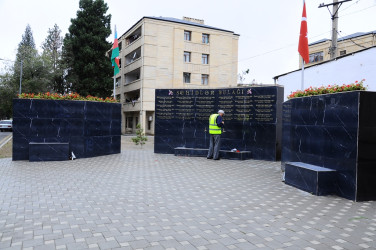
[13,99,121,161]
[282,91,376,201]
[154,86,284,161]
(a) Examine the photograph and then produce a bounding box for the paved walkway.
[0,137,375,249]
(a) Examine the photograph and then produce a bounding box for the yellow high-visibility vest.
[209,114,222,135]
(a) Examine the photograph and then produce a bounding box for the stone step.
[174,147,252,160]
[285,162,337,196]
[29,142,70,162]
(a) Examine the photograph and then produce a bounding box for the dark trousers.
[207,134,221,159]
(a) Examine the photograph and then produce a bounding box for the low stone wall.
[12,99,121,161]
[282,91,376,201]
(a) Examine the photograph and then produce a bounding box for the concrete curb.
[0,135,12,149]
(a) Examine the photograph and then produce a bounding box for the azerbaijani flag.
[111,26,120,75]
[298,0,309,64]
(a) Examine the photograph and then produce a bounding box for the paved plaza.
[0,136,375,250]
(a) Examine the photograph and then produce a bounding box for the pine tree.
[13,24,50,94]
[42,24,65,93]
[63,0,112,98]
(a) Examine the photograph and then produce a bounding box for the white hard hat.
[218,110,225,114]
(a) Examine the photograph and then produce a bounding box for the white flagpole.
[301,57,305,91]
[113,25,116,100]
[113,75,116,100]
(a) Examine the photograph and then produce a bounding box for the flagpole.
[113,75,116,100]
[301,57,304,91]
[113,24,116,101]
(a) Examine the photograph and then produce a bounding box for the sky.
[0,0,375,83]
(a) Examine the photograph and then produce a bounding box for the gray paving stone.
[0,137,375,250]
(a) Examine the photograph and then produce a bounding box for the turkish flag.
[298,0,309,64]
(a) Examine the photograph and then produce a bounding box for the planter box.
[282,91,376,201]
[13,99,121,161]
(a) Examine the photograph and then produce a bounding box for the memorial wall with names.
[154,86,284,161]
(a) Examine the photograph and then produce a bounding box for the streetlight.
[0,58,23,95]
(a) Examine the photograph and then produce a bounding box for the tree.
[63,0,113,98]
[42,24,66,93]
[132,124,148,147]
[0,73,16,119]
[13,24,51,94]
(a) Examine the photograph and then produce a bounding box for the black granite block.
[174,147,252,160]
[285,162,337,195]
[13,99,121,161]
[155,87,284,161]
[69,136,85,158]
[220,150,252,160]
[12,136,30,161]
[13,99,32,118]
[174,147,208,157]
[29,142,69,162]
[84,120,111,136]
[282,91,376,201]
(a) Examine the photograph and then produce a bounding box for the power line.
[121,30,333,83]
[337,30,368,49]
[340,3,376,17]
[339,0,361,12]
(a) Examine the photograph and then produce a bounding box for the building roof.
[309,30,376,46]
[119,16,238,39]
[273,45,376,80]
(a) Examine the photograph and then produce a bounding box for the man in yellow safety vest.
[207,110,225,160]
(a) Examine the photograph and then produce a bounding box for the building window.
[340,50,347,56]
[115,76,121,87]
[202,34,209,44]
[201,74,209,85]
[184,30,191,41]
[184,51,191,62]
[309,51,324,63]
[118,41,122,51]
[127,117,133,129]
[202,54,209,64]
[183,72,191,83]
[119,58,121,68]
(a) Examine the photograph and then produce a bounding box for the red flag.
[298,0,309,64]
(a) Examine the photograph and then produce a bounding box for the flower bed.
[287,80,366,99]
[18,92,118,103]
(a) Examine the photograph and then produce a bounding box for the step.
[285,162,337,195]
[29,142,70,162]
[174,147,252,160]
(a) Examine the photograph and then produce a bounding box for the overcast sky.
[0,0,375,83]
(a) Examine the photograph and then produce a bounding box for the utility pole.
[319,0,352,59]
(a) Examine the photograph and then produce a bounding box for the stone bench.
[29,142,70,162]
[174,147,252,160]
[285,162,337,195]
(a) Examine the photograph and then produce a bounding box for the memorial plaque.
[155,86,284,161]
[282,91,376,201]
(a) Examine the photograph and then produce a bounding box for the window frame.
[184,51,191,63]
[202,33,209,44]
[202,54,209,64]
[183,72,191,83]
[309,51,324,63]
[184,30,191,41]
[201,74,209,85]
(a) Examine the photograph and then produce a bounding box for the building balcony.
[124,79,141,93]
[123,37,142,55]
[124,58,142,74]
[123,100,141,112]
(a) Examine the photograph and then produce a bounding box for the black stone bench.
[174,147,252,160]
[29,142,70,162]
[285,162,337,195]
